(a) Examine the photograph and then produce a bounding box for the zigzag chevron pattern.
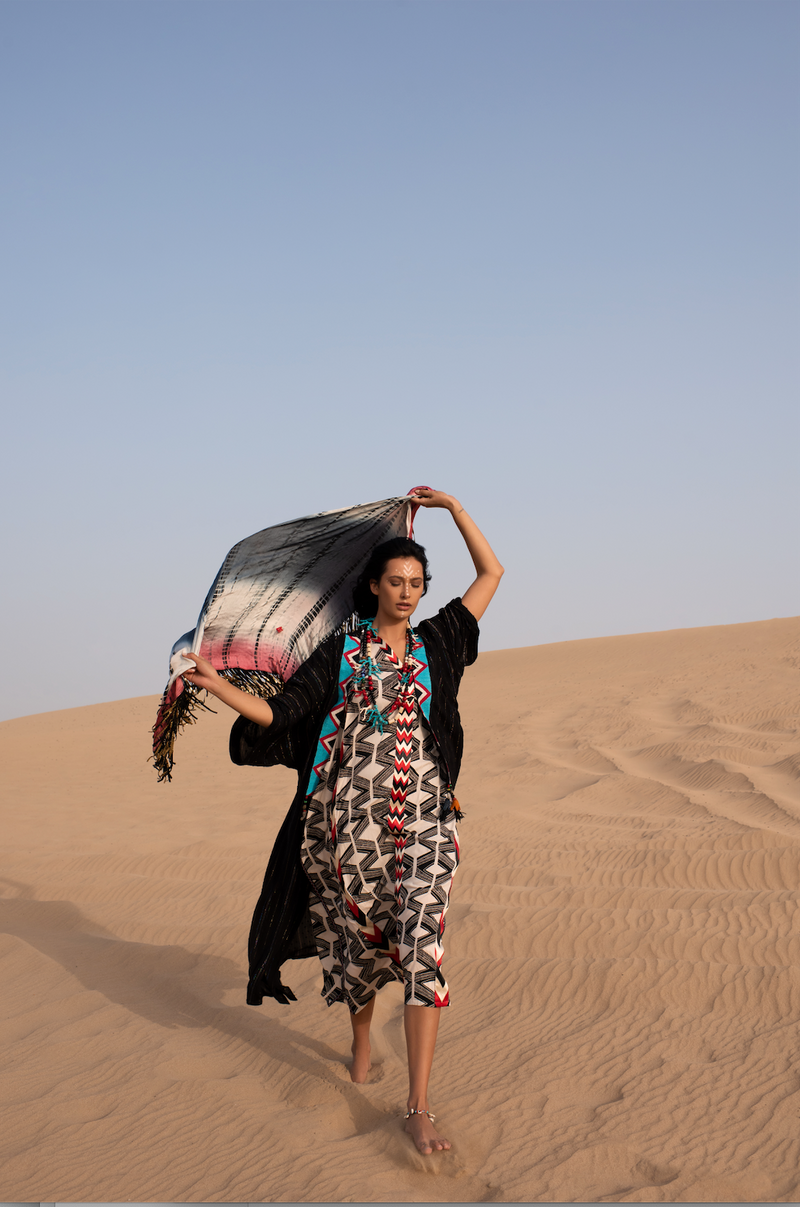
[301,633,458,1012]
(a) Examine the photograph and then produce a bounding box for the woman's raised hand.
[411,488,460,511]
[180,651,221,693]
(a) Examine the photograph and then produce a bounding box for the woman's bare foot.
[349,1038,371,1083]
[404,1109,451,1154]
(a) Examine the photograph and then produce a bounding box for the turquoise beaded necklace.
[352,620,417,733]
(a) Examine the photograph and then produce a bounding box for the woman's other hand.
[179,651,275,728]
[180,651,221,693]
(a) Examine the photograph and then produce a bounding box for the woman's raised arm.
[412,489,504,621]
[181,652,275,728]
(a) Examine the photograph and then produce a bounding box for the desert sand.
[1,615,799,1203]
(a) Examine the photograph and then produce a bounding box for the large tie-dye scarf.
[152,493,421,781]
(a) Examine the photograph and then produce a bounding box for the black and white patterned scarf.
[152,493,420,781]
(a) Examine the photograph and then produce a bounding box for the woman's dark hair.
[352,538,431,618]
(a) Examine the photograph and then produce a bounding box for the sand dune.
[1,616,799,1203]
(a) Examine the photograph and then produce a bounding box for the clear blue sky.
[1,0,797,721]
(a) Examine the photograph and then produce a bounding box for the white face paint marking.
[395,561,418,595]
[385,560,424,597]
[370,557,425,630]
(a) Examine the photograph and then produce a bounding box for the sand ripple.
[1,616,798,1201]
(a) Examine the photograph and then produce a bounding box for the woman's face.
[370,557,425,624]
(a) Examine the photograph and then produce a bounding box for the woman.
[182,488,503,1154]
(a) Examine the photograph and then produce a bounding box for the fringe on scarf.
[151,668,284,783]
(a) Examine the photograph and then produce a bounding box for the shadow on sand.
[0,881,390,1138]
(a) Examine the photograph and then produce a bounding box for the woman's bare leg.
[403,1004,451,1153]
[349,995,375,1083]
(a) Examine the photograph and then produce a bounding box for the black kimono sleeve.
[229,632,343,1006]
[229,633,341,771]
[419,596,480,674]
[417,597,479,790]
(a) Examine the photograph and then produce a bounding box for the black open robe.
[229,597,479,1006]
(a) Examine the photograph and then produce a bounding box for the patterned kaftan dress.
[301,626,459,1013]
